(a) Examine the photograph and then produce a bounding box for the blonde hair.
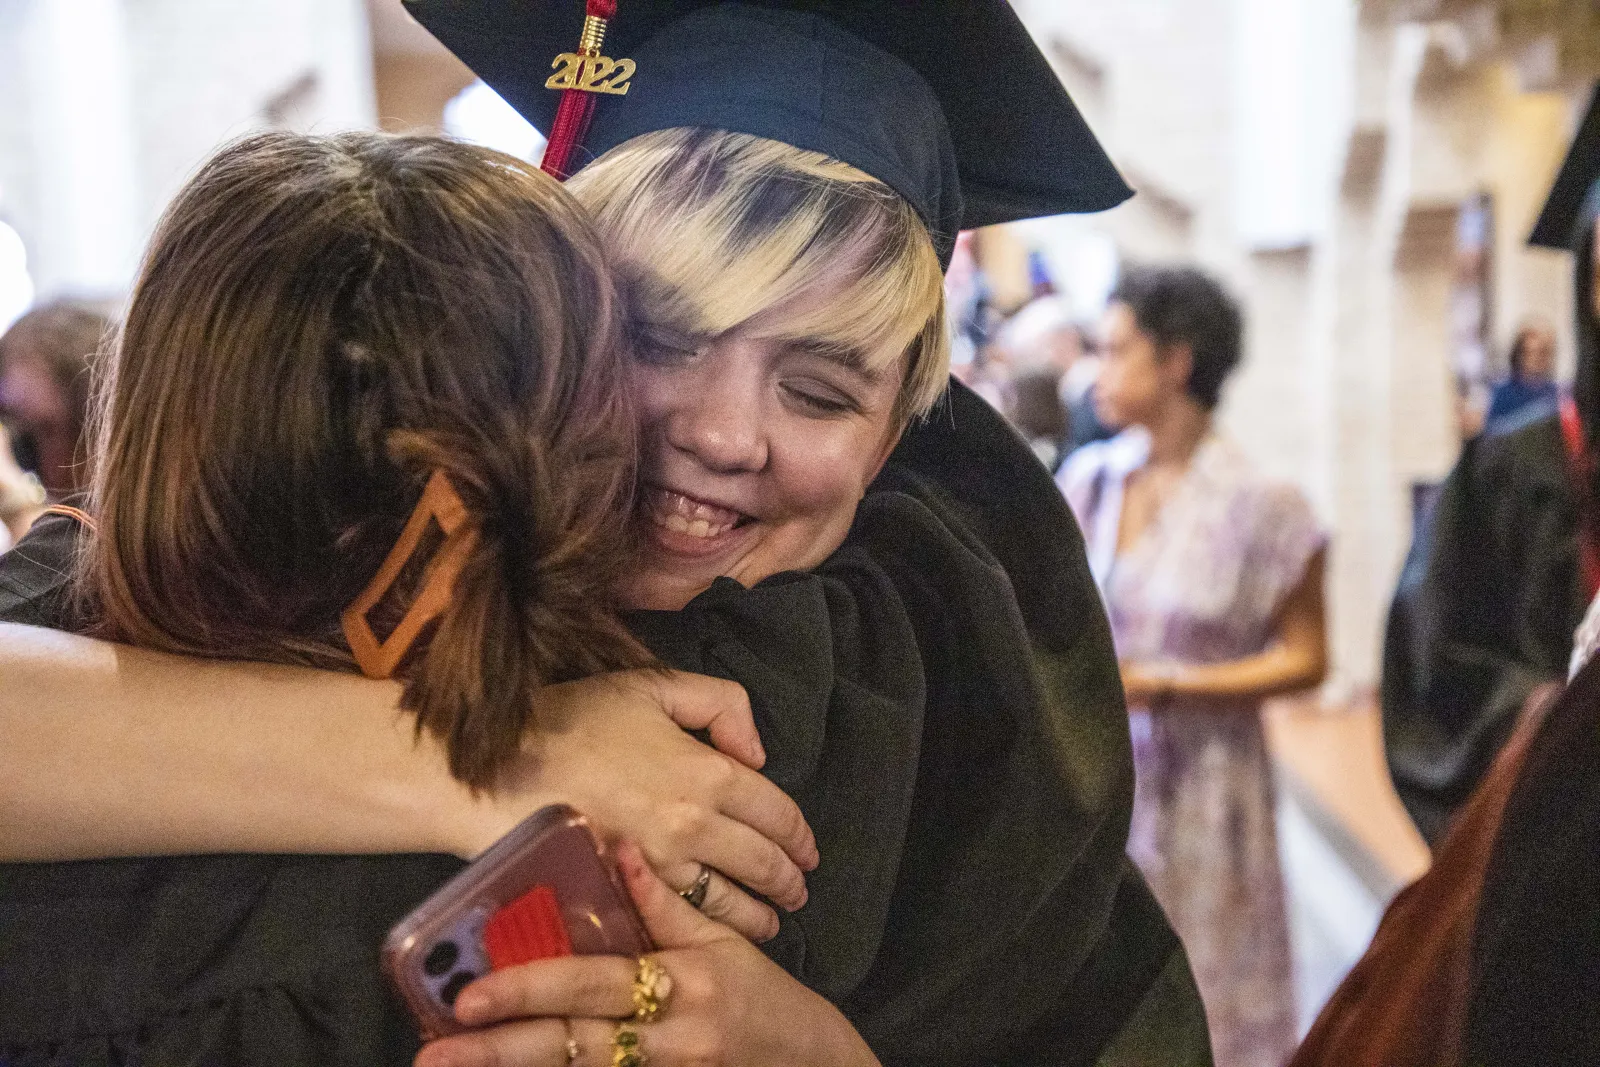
[568,129,949,423]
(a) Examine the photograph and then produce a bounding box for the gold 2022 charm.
[545,52,635,95]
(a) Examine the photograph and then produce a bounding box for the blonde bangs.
[569,129,950,420]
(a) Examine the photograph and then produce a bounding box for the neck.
[1143,396,1211,468]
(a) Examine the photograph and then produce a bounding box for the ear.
[867,424,906,486]
[1160,341,1195,393]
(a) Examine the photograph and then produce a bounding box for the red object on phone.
[382,804,651,1039]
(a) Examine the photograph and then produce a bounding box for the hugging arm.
[0,622,816,940]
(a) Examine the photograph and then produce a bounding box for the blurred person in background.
[1290,120,1600,1066]
[1059,265,1328,1067]
[1382,94,1600,850]
[1483,319,1559,432]
[999,293,1112,468]
[0,300,108,549]
[0,300,108,499]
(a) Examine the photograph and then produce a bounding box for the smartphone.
[382,803,652,1039]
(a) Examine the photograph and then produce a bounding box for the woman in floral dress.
[1060,266,1328,1067]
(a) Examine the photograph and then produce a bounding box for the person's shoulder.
[1202,438,1324,535]
[0,509,88,629]
[1470,409,1566,492]
[1058,428,1142,487]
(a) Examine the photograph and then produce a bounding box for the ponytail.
[382,415,651,790]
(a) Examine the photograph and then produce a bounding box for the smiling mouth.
[642,486,753,542]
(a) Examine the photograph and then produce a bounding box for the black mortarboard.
[404,0,1132,265]
[1531,84,1600,251]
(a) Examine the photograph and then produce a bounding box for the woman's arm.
[1122,548,1329,705]
[0,623,816,937]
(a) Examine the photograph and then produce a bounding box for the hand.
[414,841,881,1067]
[459,670,818,942]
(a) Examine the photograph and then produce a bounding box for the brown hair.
[0,299,113,495]
[78,131,647,788]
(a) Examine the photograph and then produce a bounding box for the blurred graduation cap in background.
[404,0,1131,266]
[1531,83,1600,251]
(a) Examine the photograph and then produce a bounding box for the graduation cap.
[1531,83,1600,251]
[403,0,1131,266]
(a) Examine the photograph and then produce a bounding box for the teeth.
[644,488,745,540]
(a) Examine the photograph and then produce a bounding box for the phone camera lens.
[441,969,477,1006]
[424,940,460,977]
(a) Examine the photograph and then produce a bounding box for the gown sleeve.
[1381,415,1585,845]
[0,511,83,627]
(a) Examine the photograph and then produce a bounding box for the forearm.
[0,623,496,861]
[1129,642,1325,706]
[1168,641,1325,702]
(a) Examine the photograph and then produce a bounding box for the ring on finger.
[678,864,712,909]
[612,1021,645,1067]
[631,956,673,1022]
[563,1020,580,1064]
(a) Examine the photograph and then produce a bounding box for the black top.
[404,0,1133,266]
[1381,413,1586,845]
[0,385,1208,1066]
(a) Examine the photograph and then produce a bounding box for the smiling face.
[569,129,947,611]
[621,282,906,610]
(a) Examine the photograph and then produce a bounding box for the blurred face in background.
[1518,324,1557,381]
[1093,301,1192,431]
[0,357,74,495]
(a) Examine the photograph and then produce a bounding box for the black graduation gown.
[1381,411,1587,846]
[1462,646,1600,1066]
[0,383,1208,1066]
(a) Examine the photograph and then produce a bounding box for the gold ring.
[611,1021,645,1067]
[631,956,672,1022]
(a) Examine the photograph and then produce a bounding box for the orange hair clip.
[341,470,478,680]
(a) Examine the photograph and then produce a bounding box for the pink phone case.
[382,803,652,1039]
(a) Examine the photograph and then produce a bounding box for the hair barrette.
[342,470,477,679]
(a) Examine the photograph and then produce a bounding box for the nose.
[661,348,769,474]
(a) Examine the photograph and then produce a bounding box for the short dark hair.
[1110,265,1243,410]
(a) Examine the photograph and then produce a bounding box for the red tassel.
[542,91,596,181]
[541,0,621,181]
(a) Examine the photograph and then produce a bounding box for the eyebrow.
[784,337,882,381]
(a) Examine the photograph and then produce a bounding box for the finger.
[568,1018,618,1067]
[451,955,637,1027]
[657,858,779,942]
[696,866,782,943]
[415,1017,572,1067]
[713,762,819,872]
[619,839,732,950]
[650,671,764,769]
[670,808,809,911]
